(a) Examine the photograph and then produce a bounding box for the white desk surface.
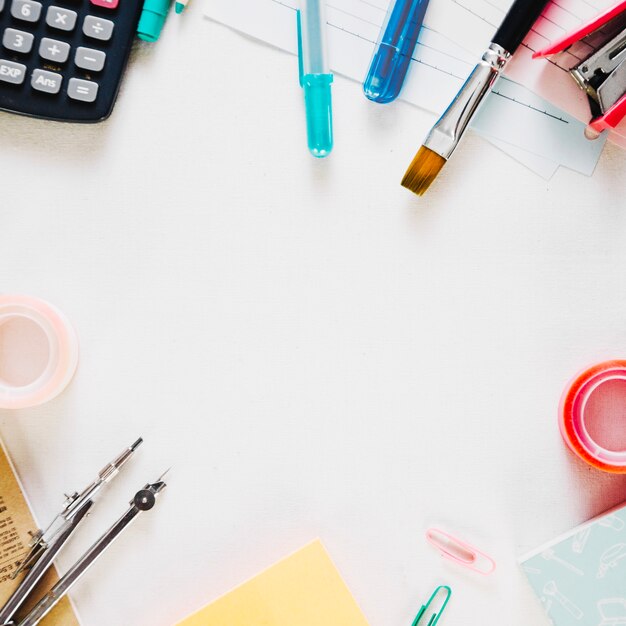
[1,7,626,626]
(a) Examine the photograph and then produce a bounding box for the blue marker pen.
[363,0,431,104]
[297,0,333,158]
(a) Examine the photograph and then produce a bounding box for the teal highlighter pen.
[297,0,333,157]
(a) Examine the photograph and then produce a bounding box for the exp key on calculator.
[0,59,26,84]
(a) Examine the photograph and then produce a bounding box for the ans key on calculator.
[0,0,142,121]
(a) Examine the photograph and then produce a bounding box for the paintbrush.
[401,0,551,196]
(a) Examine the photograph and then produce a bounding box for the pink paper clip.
[426,528,496,575]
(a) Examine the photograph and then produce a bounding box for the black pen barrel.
[492,0,551,53]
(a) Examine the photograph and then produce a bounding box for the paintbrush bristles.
[401,146,446,196]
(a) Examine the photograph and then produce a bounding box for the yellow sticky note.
[176,540,370,626]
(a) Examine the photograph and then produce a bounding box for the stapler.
[534,0,626,138]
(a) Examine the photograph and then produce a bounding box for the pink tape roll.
[0,295,79,409]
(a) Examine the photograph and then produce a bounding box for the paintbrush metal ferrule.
[424,43,511,160]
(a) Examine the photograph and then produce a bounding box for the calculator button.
[3,28,34,54]
[39,38,70,63]
[46,6,77,31]
[82,16,114,41]
[0,0,4,13]
[31,69,62,94]
[75,47,105,72]
[10,0,41,22]
[90,0,119,9]
[0,59,26,84]
[68,78,98,102]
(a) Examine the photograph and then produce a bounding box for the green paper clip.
[411,586,451,626]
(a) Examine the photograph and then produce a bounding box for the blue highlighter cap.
[302,73,333,158]
[363,0,430,103]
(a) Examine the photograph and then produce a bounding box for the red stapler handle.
[532,0,626,57]
[589,93,626,132]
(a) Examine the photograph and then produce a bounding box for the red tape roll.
[560,360,626,473]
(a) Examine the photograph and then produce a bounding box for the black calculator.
[0,0,142,121]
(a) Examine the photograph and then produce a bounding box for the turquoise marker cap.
[297,6,334,158]
[137,0,171,41]
[301,73,333,158]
